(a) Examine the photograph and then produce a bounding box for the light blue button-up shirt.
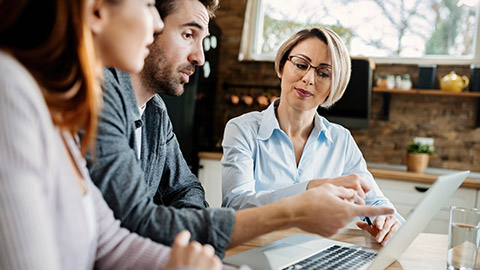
[221,100,403,223]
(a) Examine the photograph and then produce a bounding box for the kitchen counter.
[198,152,480,188]
[368,162,480,189]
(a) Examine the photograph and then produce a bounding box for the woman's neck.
[276,100,316,166]
[276,100,315,139]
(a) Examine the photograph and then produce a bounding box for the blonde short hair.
[274,27,351,108]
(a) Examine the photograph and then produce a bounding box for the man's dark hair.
[156,0,219,19]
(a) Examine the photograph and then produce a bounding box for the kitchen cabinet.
[198,153,223,207]
[198,153,480,233]
[375,178,477,234]
[477,193,480,210]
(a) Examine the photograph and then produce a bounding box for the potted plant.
[406,141,435,173]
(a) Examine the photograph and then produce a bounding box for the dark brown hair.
[156,0,219,19]
[0,0,100,154]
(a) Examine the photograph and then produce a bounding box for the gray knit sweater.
[86,68,235,258]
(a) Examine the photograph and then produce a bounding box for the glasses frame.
[287,55,332,81]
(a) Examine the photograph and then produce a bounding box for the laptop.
[223,171,470,270]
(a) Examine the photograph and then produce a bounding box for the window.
[239,0,480,64]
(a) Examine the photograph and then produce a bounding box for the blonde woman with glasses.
[222,27,404,246]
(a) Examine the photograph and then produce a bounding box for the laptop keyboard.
[282,245,377,270]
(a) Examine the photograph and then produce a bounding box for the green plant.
[407,141,435,155]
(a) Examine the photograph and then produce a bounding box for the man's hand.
[307,174,370,205]
[356,215,402,245]
[164,231,221,270]
[289,184,394,237]
[229,183,394,249]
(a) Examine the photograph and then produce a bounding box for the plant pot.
[406,153,430,173]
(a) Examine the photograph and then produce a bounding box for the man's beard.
[140,46,195,97]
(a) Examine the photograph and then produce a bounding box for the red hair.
[0,0,101,154]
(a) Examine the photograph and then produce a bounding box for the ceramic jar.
[440,71,469,93]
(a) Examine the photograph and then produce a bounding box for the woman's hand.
[164,231,221,270]
[356,215,402,245]
[307,174,370,205]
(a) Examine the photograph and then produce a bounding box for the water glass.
[447,206,480,270]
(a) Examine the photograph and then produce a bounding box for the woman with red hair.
[0,0,225,269]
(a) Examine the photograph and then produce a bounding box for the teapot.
[440,71,469,93]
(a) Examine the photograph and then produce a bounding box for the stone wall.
[211,0,480,171]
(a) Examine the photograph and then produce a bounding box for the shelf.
[373,87,480,97]
[373,87,480,127]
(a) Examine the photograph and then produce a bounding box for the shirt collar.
[313,110,334,145]
[258,99,281,140]
[257,98,333,145]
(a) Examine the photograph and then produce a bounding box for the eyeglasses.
[287,55,331,81]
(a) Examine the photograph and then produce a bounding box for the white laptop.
[223,171,470,270]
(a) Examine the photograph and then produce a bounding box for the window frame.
[239,0,480,65]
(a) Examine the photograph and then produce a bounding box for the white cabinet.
[375,178,477,234]
[477,193,480,209]
[197,156,480,234]
[197,158,223,207]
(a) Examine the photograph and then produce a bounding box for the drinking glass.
[447,206,480,270]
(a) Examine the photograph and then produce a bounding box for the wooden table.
[225,227,473,270]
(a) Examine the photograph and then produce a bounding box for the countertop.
[368,162,480,188]
[198,152,480,188]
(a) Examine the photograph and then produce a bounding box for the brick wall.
[212,0,480,171]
